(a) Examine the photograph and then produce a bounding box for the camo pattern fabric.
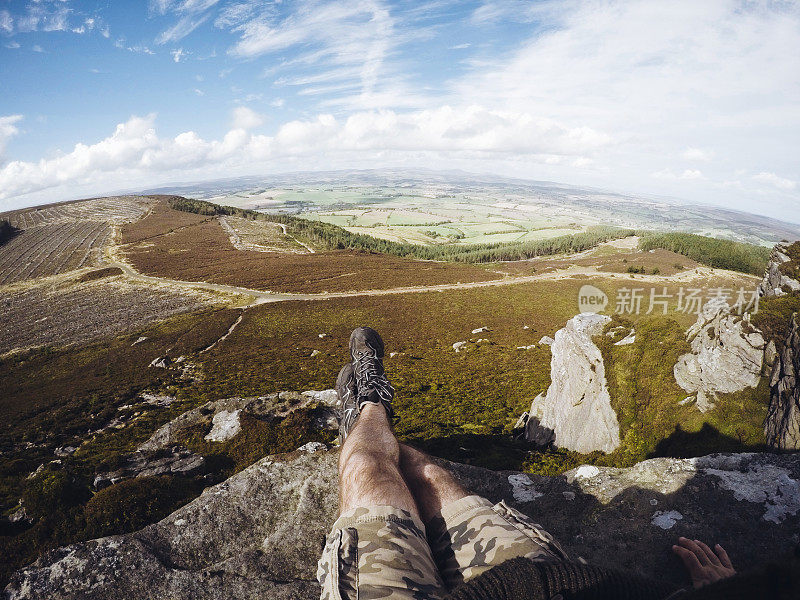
[317,505,447,600]
[318,496,566,599]
[426,495,568,589]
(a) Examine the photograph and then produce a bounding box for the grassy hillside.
[168,197,634,263]
[637,231,770,275]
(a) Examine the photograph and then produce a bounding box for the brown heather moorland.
[120,202,503,293]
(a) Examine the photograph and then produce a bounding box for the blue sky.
[1,0,799,222]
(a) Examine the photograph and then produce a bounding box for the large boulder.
[673,298,765,412]
[759,242,800,298]
[4,451,799,600]
[525,313,621,453]
[93,447,205,490]
[765,314,800,450]
[139,390,339,451]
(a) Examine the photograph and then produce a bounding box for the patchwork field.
[303,204,586,246]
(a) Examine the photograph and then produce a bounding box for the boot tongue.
[359,388,382,405]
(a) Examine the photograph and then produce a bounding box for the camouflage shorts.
[317,495,567,600]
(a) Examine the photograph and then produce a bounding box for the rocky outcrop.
[759,242,800,297]
[765,314,800,450]
[673,298,765,412]
[93,448,206,490]
[5,451,799,600]
[525,313,621,453]
[139,390,339,452]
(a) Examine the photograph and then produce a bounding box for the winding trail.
[105,259,758,308]
[277,223,316,253]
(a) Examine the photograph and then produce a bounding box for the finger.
[694,540,721,566]
[677,538,710,565]
[715,544,733,569]
[673,545,705,579]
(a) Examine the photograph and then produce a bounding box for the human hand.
[672,537,736,589]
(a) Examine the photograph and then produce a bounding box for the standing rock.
[765,314,800,450]
[758,242,800,297]
[525,313,621,453]
[673,298,764,413]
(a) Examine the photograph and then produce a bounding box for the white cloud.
[0,115,23,158]
[225,0,427,110]
[0,107,612,204]
[156,13,211,44]
[449,0,800,213]
[154,0,220,43]
[0,10,12,34]
[271,98,285,108]
[754,171,796,191]
[682,147,714,162]
[5,41,21,49]
[193,88,205,96]
[101,27,110,38]
[32,44,44,53]
[231,107,264,130]
[449,43,470,50]
[652,168,704,181]
[171,48,187,62]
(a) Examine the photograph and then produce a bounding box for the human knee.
[340,447,400,482]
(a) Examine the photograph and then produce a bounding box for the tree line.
[637,231,770,275]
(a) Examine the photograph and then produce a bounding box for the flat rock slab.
[5,452,800,600]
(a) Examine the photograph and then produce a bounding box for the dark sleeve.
[445,557,679,600]
[681,547,800,600]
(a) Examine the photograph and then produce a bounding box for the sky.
[0,0,799,221]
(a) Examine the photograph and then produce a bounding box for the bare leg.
[399,444,469,524]
[338,403,419,517]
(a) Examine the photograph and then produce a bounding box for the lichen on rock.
[5,451,799,600]
[673,298,764,412]
[765,314,800,450]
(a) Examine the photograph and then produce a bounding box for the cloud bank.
[0,107,613,205]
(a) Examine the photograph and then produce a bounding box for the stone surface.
[765,314,800,450]
[93,448,205,490]
[758,242,800,297]
[204,410,242,442]
[673,298,765,413]
[525,314,621,453]
[5,451,800,600]
[139,391,338,452]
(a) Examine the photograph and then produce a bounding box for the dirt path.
[277,223,316,254]
[0,225,754,307]
[103,259,759,308]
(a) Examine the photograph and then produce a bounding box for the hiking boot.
[336,363,359,444]
[349,327,395,420]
